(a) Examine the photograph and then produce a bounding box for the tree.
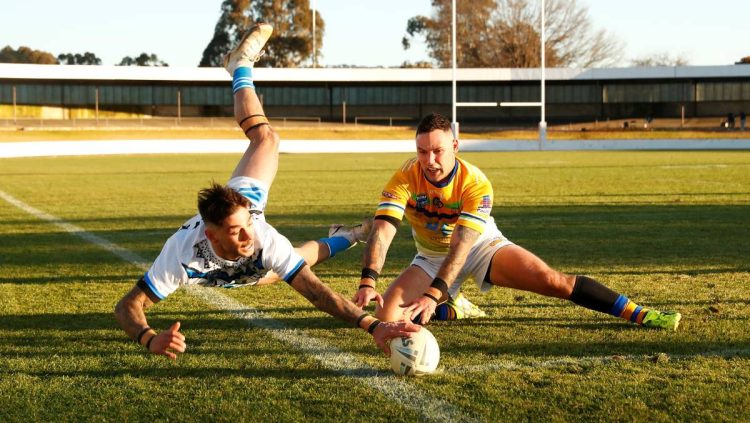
[0,45,58,64]
[401,60,435,68]
[402,0,623,68]
[736,56,750,64]
[199,0,324,68]
[58,52,102,65]
[118,53,168,67]
[630,52,689,67]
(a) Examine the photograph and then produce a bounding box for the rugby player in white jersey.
[115,23,419,359]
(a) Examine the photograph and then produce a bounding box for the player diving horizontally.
[353,112,682,331]
[114,23,419,359]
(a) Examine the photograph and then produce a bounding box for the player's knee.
[539,271,573,298]
[246,124,279,147]
[374,301,401,322]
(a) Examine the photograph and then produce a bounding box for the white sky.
[1,0,747,67]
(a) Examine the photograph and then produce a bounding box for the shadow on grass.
[3,307,750,358]
[1,204,748,275]
[1,364,390,381]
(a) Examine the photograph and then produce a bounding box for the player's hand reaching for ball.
[371,320,421,356]
[148,321,186,359]
[353,282,383,309]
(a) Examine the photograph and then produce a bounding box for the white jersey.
[140,176,305,300]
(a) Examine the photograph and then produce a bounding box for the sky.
[1,0,747,68]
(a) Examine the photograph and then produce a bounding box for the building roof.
[1,63,749,83]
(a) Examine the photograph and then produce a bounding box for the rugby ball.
[389,327,440,376]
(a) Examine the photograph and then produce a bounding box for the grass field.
[1,150,749,422]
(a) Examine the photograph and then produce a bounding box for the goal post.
[451,0,547,146]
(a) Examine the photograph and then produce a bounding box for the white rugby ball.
[389,327,440,376]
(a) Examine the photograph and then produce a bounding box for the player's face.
[415,129,458,184]
[207,207,255,260]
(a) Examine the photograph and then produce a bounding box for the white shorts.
[410,229,514,297]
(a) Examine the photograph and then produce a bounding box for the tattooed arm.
[352,218,398,308]
[114,285,186,360]
[434,225,481,291]
[289,264,419,354]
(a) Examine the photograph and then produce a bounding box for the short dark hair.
[197,182,250,226]
[416,112,452,136]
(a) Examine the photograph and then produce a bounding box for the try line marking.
[0,188,477,423]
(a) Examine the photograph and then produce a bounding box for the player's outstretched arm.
[289,265,419,354]
[403,224,481,325]
[354,219,398,308]
[114,285,186,359]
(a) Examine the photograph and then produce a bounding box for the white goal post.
[451,0,547,145]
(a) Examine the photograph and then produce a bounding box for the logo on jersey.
[382,190,399,200]
[416,194,429,209]
[488,237,507,247]
[189,241,266,288]
[478,195,492,214]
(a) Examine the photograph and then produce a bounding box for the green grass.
[1,151,749,421]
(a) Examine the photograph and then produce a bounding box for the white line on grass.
[0,189,477,423]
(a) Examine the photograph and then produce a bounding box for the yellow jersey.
[375,156,494,254]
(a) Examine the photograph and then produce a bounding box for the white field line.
[0,189,477,423]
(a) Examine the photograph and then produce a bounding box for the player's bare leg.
[376,266,432,322]
[487,245,681,330]
[222,23,278,188]
[256,221,370,285]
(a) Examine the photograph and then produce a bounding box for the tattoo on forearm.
[364,230,389,272]
[438,225,481,284]
[293,267,361,325]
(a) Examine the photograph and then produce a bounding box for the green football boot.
[642,310,682,331]
[446,292,487,319]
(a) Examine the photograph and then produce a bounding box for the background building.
[1,64,749,126]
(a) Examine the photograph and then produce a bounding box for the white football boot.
[223,22,273,75]
[328,217,374,248]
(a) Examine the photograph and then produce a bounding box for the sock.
[232,67,254,94]
[433,303,457,321]
[610,294,650,324]
[569,275,649,324]
[318,236,352,258]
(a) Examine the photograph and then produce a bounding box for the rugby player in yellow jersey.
[353,112,681,331]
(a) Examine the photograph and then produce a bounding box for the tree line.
[0,46,169,66]
[2,0,747,68]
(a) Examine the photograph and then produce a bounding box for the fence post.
[95,87,99,124]
[12,85,17,125]
[177,89,181,123]
[681,105,685,127]
[342,101,346,124]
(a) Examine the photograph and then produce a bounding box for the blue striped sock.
[319,236,352,258]
[232,67,254,93]
[433,303,454,320]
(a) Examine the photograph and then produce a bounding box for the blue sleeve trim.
[459,212,487,224]
[282,259,306,284]
[378,201,405,211]
[143,271,167,300]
